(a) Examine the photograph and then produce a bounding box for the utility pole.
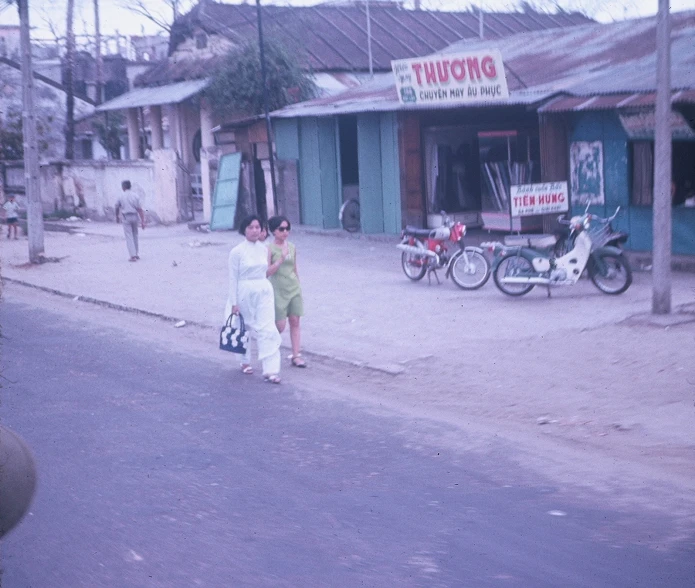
[94,0,103,105]
[17,0,44,263]
[366,0,373,78]
[652,0,672,314]
[255,0,277,214]
[65,0,76,159]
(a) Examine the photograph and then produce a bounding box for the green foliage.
[207,39,316,120]
[94,112,124,160]
[0,106,24,160]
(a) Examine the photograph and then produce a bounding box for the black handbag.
[219,313,248,354]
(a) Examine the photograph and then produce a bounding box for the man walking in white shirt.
[115,180,146,262]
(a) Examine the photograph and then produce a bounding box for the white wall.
[37,156,181,224]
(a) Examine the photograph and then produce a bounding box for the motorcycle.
[552,204,628,257]
[397,213,490,290]
[484,207,632,297]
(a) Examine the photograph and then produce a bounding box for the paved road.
[1,293,693,587]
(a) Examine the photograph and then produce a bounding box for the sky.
[0,0,694,39]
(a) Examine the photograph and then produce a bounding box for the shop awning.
[619,109,695,140]
[96,79,210,112]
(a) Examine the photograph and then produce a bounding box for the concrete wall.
[35,155,181,224]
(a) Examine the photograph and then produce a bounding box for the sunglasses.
[277,226,290,232]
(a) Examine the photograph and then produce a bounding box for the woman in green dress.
[266,216,307,368]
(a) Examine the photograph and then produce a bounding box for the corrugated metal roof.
[96,79,210,112]
[272,11,695,119]
[143,2,594,86]
[539,90,695,113]
[273,73,553,117]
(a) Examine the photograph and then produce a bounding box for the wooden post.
[652,0,672,314]
[17,0,44,262]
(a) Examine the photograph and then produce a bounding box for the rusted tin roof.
[138,2,593,86]
[273,10,695,118]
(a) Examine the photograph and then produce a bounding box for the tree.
[121,0,195,33]
[94,112,124,160]
[207,39,316,121]
[0,106,24,160]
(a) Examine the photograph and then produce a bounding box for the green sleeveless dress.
[268,242,304,320]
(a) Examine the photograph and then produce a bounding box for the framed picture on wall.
[570,141,605,205]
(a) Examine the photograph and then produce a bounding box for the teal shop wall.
[569,111,633,242]
[569,111,695,255]
[275,117,340,229]
[357,112,402,234]
[275,114,401,234]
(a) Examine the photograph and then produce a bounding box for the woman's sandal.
[263,374,281,384]
[290,354,307,368]
[241,364,254,375]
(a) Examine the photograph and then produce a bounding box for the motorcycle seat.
[504,234,557,249]
[403,226,434,238]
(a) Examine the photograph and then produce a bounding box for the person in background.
[3,194,20,240]
[266,215,306,368]
[225,214,282,384]
[115,180,146,262]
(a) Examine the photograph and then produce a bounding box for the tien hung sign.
[510,182,569,217]
[391,50,509,106]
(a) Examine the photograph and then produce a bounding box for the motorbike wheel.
[449,250,490,290]
[401,251,428,281]
[493,253,535,296]
[588,253,632,295]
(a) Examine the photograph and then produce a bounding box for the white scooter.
[484,208,632,297]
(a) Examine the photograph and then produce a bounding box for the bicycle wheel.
[401,251,427,281]
[449,249,490,290]
[339,199,360,232]
[493,253,535,296]
[588,253,632,295]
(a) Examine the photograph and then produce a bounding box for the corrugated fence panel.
[318,118,341,229]
[298,118,324,227]
[380,112,401,235]
[357,113,384,234]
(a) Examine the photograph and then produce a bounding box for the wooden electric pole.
[65,0,76,159]
[255,0,277,214]
[94,0,103,105]
[652,0,672,314]
[17,0,45,263]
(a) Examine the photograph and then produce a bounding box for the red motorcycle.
[397,214,490,289]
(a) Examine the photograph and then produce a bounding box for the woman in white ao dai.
[225,215,282,383]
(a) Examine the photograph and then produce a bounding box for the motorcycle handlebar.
[591,206,621,224]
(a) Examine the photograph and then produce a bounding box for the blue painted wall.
[357,113,385,233]
[569,111,695,255]
[380,112,402,235]
[275,113,401,234]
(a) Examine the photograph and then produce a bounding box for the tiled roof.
[138,1,593,85]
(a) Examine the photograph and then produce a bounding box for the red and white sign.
[510,182,569,217]
[391,50,509,106]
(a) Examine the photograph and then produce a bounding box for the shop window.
[630,140,695,206]
[479,130,537,214]
[423,127,479,214]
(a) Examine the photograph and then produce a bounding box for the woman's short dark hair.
[239,214,263,235]
[268,215,290,232]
